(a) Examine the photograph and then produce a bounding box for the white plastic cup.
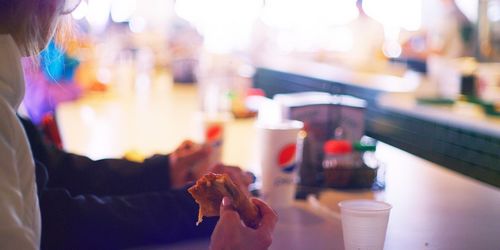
[255,120,304,207]
[338,199,392,250]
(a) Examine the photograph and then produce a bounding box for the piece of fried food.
[188,172,260,228]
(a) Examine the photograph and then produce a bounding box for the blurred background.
[20,0,500,186]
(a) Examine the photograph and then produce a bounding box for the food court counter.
[57,83,500,250]
[147,142,500,250]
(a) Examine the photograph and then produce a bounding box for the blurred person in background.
[428,0,475,58]
[402,0,475,59]
[399,0,475,98]
[0,0,276,249]
[167,14,203,83]
[344,0,386,71]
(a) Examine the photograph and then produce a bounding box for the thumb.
[219,197,241,221]
[184,145,210,162]
[220,196,234,213]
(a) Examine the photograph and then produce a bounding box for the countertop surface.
[58,80,500,250]
[378,93,500,138]
[258,57,419,93]
[155,141,500,250]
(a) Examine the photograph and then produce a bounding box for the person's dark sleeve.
[37,162,216,250]
[19,114,173,196]
[46,152,173,196]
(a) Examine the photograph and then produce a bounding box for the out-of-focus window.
[175,0,261,53]
[83,0,112,33]
[258,0,423,55]
[456,0,478,22]
[260,0,358,53]
[72,0,172,34]
[110,0,136,23]
[364,0,422,31]
[261,0,358,28]
[71,0,88,20]
[70,0,441,57]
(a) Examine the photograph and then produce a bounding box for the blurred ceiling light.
[364,0,422,31]
[383,40,402,58]
[275,33,296,53]
[488,0,500,22]
[71,1,88,20]
[111,0,137,23]
[86,0,112,33]
[326,27,353,52]
[382,25,401,58]
[97,67,112,84]
[80,106,96,125]
[262,0,358,29]
[456,0,478,22]
[175,0,261,53]
[129,16,147,33]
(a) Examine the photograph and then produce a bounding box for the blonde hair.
[0,0,67,57]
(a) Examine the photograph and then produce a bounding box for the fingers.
[174,142,209,165]
[212,197,274,250]
[210,163,225,173]
[251,198,278,232]
[227,168,251,196]
[174,140,196,155]
[222,165,253,185]
[180,140,195,150]
[175,140,211,157]
[177,143,206,158]
[185,146,209,163]
[221,196,233,210]
[243,171,255,185]
[210,164,254,196]
[219,197,242,223]
[170,140,211,186]
[227,166,253,186]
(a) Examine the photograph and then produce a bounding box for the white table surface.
[157,141,500,250]
[58,82,500,250]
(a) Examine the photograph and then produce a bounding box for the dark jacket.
[19,116,216,250]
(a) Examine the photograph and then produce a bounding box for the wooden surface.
[58,81,500,250]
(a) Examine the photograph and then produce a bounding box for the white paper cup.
[255,120,304,207]
[338,199,392,250]
[192,112,230,168]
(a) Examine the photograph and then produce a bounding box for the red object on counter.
[323,140,353,154]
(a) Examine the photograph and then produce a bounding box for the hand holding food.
[210,164,254,196]
[209,197,277,250]
[188,173,260,228]
[169,140,210,188]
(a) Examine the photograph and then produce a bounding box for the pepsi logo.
[205,124,223,144]
[277,143,296,173]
